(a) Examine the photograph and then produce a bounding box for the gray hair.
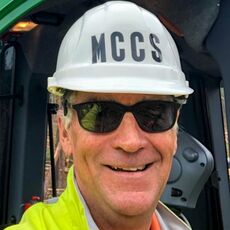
[61,90,76,129]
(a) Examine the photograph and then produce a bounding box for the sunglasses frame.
[65,99,182,133]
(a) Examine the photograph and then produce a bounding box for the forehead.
[71,92,173,104]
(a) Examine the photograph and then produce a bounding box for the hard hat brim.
[48,64,193,96]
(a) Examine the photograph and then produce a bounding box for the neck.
[92,208,153,230]
[83,197,155,230]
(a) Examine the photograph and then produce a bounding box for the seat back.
[161,130,214,208]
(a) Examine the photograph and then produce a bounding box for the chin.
[109,191,156,216]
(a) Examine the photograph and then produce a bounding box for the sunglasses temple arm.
[63,100,69,116]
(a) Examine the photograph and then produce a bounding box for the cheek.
[154,130,177,157]
[150,129,177,181]
[69,116,107,155]
[69,126,106,176]
[70,133,98,189]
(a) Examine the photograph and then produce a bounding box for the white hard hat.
[48,1,193,97]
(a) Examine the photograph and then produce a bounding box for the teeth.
[110,165,146,172]
[122,166,145,171]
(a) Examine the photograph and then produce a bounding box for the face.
[59,92,178,226]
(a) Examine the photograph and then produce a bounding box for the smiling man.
[58,92,181,230]
[6,1,193,230]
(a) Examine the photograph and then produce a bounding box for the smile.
[108,164,151,172]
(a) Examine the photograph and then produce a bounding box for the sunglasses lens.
[76,102,123,132]
[134,101,179,132]
[73,101,179,133]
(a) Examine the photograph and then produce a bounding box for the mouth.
[107,163,152,172]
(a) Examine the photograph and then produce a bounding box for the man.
[6,1,193,229]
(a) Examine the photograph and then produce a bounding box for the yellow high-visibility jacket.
[5,167,90,230]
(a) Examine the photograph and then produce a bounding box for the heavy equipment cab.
[0,0,229,229]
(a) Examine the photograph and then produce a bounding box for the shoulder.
[4,199,71,230]
[4,167,89,230]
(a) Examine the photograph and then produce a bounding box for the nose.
[112,113,146,153]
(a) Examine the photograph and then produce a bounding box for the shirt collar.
[73,175,100,230]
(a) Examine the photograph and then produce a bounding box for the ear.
[172,137,178,157]
[172,111,180,157]
[57,115,73,156]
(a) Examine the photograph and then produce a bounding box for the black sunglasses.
[67,100,181,133]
